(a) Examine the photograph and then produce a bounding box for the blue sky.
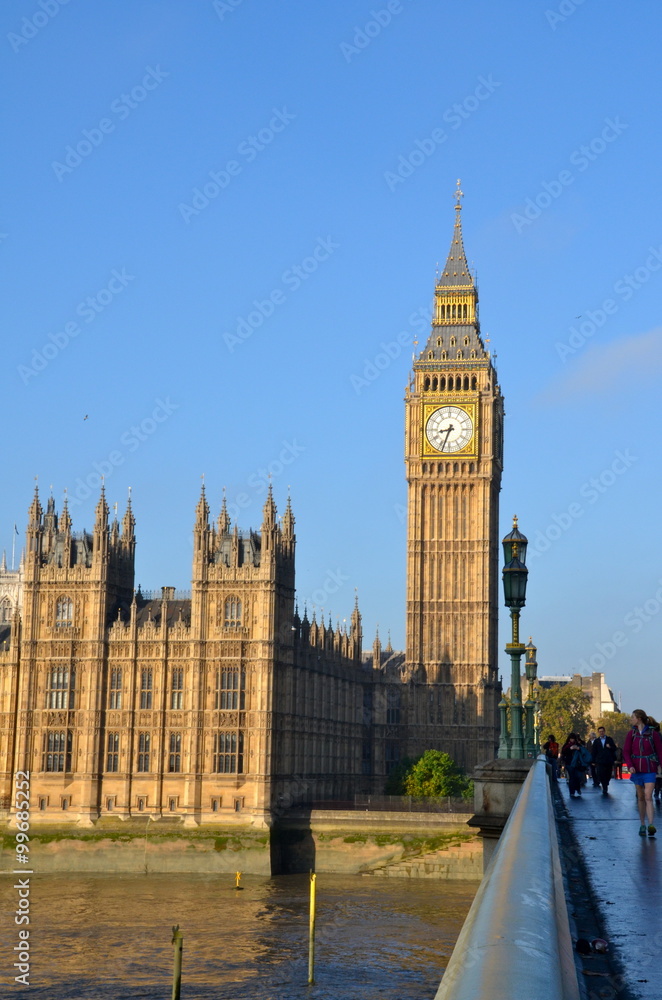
[2,0,661,713]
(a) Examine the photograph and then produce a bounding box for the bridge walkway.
[560,773,662,998]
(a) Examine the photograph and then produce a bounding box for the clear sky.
[2,0,661,714]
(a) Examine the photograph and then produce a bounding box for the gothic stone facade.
[0,488,378,827]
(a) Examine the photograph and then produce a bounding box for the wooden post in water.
[171,925,183,1000]
[308,872,316,985]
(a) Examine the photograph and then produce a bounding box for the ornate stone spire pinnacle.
[195,480,209,526]
[282,492,295,539]
[28,483,42,526]
[61,492,72,534]
[122,488,135,540]
[262,483,277,528]
[95,483,109,526]
[217,489,230,535]
[438,178,473,288]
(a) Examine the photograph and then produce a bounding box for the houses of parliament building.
[0,190,504,827]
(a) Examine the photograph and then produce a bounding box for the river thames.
[1,872,476,998]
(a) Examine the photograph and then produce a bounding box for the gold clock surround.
[421,400,477,458]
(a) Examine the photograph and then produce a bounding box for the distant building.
[535,672,619,720]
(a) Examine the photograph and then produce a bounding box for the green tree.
[402,750,470,798]
[537,684,593,742]
[595,711,631,748]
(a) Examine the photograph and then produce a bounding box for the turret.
[217,491,231,535]
[193,482,211,578]
[121,492,136,558]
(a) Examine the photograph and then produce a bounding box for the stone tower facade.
[404,185,504,769]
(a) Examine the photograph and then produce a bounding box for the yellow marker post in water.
[308,872,316,985]
[235,871,242,890]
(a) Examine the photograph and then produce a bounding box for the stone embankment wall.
[1,811,481,877]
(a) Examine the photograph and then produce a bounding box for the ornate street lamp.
[498,516,529,759]
[524,638,538,757]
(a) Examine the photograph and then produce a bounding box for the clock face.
[426,406,474,453]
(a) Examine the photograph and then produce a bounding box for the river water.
[1,873,476,999]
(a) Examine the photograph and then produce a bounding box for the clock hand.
[441,423,454,449]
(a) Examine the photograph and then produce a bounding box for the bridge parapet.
[434,755,580,1000]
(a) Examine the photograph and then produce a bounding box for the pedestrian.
[613,744,623,780]
[591,725,617,795]
[561,733,590,798]
[587,731,600,787]
[543,733,560,780]
[622,709,662,836]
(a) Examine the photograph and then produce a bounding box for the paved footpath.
[560,774,662,998]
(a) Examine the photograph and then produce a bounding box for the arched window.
[432,376,438,391]
[424,376,430,390]
[169,733,181,773]
[464,376,469,390]
[450,336,456,347]
[440,377,446,391]
[140,669,153,709]
[170,668,184,709]
[463,303,468,319]
[212,732,244,773]
[215,668,246,710]
[46,667,75,709]
[43,730,72,772]
[0,598,11,623]
[436,337,441,347]
[448,376,454,390]
[224,597,242,628]
[55,597,73,627]
[137,733,150,772]
[109,668,122,709]
[106,732,120,772]
[471,375,477,389]
[464,336,469,346]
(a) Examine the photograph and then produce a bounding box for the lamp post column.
[524,638,538,757]
[507,609,525,760]
[498,690,510,759]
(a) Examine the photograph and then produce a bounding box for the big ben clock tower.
[404,183,503,769]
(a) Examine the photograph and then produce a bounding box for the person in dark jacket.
[561,733,587,797]
[591,726,617,795]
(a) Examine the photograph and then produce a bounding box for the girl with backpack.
[623,709,662,837]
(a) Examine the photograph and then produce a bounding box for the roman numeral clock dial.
[424,405,475,455]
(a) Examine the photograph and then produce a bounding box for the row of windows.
[36,795,245,813]
[44,668,247,711]
[437,303,470,320]
[48,596,244,629]
[423,375,477,392]
[41,730,244,774]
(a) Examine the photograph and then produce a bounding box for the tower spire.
[438,179,472,288]
[420,182,486,358]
